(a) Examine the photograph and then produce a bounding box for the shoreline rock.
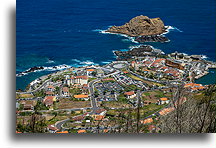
[114,45,164,60]
[105,15,166,37]
[135,35,169,43]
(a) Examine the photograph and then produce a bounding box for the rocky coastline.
[135,35,169,43]
[16,65,69,77]
[114,45,164,60]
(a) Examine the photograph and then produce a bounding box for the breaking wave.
[71,59,98,67]
[163,25,183,34]
[92,28,139,43]
[16,64,71,77]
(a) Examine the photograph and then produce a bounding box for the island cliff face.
[106,15,166,37]
[106,15,168,43]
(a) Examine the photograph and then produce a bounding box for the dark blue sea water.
[16,0,216,90]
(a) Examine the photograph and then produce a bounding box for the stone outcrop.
[135,35,169,43]
[114,45,164,60]
[106,15,166,37]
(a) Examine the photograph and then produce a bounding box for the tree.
[158,84,216,133]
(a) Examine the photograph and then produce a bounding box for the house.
[159,107,175,116]
[95,108,107,116]
[124,91,136,99]
[23,104,34,110]
[148,125,156,133]
[47,85,55,91]
[72,115,85,121]
[102,78,114,81]
[184,83,205,91]
[131,61,136,67]
[16,102,20,109]
[56,131,69,133]
[165,59,184,70]
[47,124,58,133]
[103,129,109,133]
[43,96,56,107]
[96,69,104,77]
[74,94,89,100]
[94,115,105,121]
[16,131,22,133]
[62,87,70,97]
[77,130,86,133]
[157,97,170,105]
[140,118,153,124]
[69,75,88,86]
[45,91,54,96]
[86,68,95,76]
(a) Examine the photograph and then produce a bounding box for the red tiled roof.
[141,118,153,124]
[44,96,55,101]
[95,109,106,114]
[124,91,135,96]
[102,78,114,81]
[184,83,205,90]
[160,97,168,101]
[43,96,55,106]
[86,69,95,72]
[71,76,88,80]
[77,130,86,133]
[154,58,165,63]
[94,115,105,121]
[83,84,88,87]
[74,94,89,98]
[44,99,53,106]
[46,91,54,95]
[56,131,69,133]
[16,131,22,133]
[159,107,175,116]
[47,85,55,89]
[148,125,156,131]
[73,115,84,121]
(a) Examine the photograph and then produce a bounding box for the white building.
[67,75,88,86]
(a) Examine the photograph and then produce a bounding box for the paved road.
[16,79,51,94]
[19,107,91,113]
[88,79,100,113]
[55,118,70,130]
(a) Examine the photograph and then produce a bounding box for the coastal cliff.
[106,15,166,36]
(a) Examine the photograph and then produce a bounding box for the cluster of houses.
[184,83,205,92]
[113,73,146,89]
[47,108,107,133]
[131,57,185,80]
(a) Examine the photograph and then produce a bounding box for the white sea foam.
[93,28,139,43]
[16,64,71,77]
[101,61,111,64]
[80,60,95,65]
[71,59,81,63]
[163,25,183,34]
[71,58,98,67]
[46,59,55,63]
[200,55,208,59]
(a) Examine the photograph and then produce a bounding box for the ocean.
[16,0,216,90]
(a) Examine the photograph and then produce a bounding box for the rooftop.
[124,91,135,96]
[74,94,89,98]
